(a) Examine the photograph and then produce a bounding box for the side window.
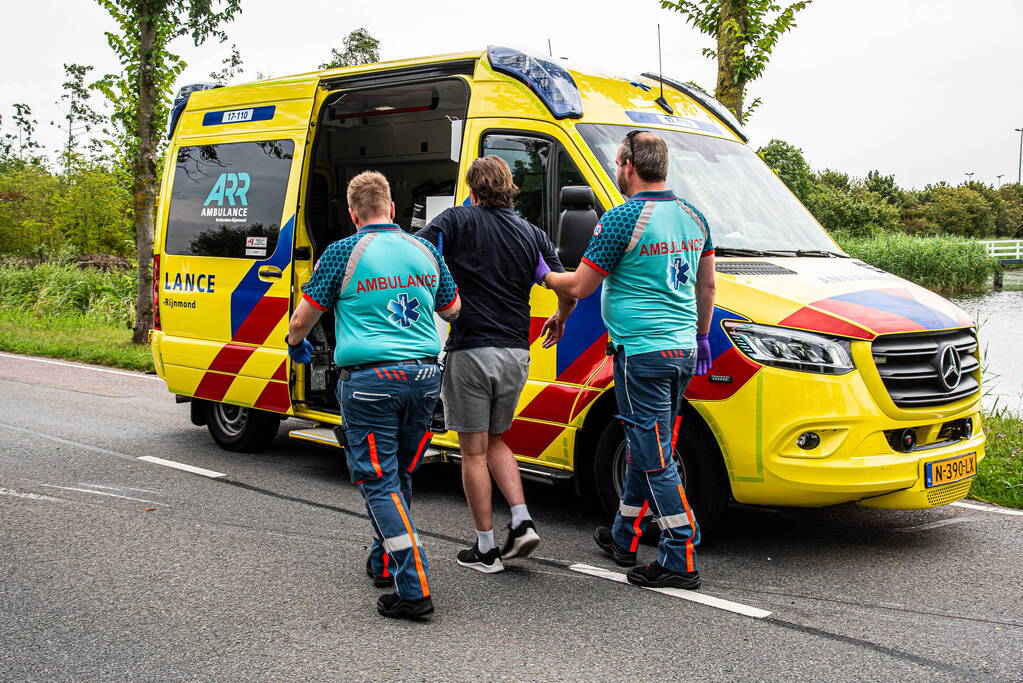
[481,134,552,232]
[166,140,295,258]
[557,148,586,197]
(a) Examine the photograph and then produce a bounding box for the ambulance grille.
[926,478,973,506]
[871,329,979,408]
[715,262,797,275]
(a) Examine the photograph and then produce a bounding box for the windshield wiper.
[787,249,849,258]
[715,246,792,258]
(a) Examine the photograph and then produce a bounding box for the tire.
[592,412,730,537]
[204,401,281,453]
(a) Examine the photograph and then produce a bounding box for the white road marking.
[0,352,161,380]
[39,484,155,503]
[137,456,225,479]
[952,501,1023,517]
[569,563,773,619]
[82,483,158,494]
[0,486,63,502]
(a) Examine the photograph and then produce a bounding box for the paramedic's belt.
[342,357,438,372]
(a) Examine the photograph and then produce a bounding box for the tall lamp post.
[1016,127,1023,185]
[997,174,1004,187]
[965,172,974,184]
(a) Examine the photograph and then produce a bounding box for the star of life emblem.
[667,256,689,291]
[387,292,421,328]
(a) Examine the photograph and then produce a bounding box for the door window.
[166,140,295,258]
[481,134,552,233]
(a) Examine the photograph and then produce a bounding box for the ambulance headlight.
[487,46,583,119]
[724,322,854,375]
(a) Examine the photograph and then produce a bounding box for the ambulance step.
[288,427,343,448]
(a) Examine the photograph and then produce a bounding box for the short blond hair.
[346,171,391,220]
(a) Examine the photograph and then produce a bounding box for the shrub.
[807,185,900,237]
[920,185,996,238]
[0,261,136,326]
[834,232,994,294]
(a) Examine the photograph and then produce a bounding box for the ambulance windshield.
[577,124,840,254]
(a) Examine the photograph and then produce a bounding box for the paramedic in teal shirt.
[542,130,716,590]
[286,171,460,620]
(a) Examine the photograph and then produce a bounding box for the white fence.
[978,239,1023,262]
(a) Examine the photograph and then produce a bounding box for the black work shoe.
[376,593,434,619]
[501,520,541,560]
[593,526,637,567]
[627,561,701,590]
[366,556,394,588]
[456,541,504,573]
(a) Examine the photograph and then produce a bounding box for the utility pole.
[1016,128,1023,185]
[997,174,1004,187]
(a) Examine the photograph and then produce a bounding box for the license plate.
[925,452,977,487]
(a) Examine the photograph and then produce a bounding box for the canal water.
[951,270,1023,415]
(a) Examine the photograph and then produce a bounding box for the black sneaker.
[376,593,434,619]
[593,526,636,567]
[627,561,700,590]
[456,541,504,573]
[501,520,541,560]
[366,555,394,588]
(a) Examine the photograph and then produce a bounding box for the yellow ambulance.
[151,47,985,531]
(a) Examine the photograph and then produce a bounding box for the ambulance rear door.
[158,87,316,414]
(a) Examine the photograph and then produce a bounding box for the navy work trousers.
[610,349,702,573]
[338,361,440,600]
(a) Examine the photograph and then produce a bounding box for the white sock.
[476,529,496,553]
[510,504,531,528]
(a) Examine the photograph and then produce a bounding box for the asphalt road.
[1,352,1021,682]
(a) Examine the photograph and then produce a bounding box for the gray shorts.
[442,347,530,434]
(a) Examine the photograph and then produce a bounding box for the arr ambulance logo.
[202,172,250,222]
[387,293,421,328]
[668,256,689,291]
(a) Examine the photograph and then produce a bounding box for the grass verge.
[971,412,1023,509]
[0,309,153,372]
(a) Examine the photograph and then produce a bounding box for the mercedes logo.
[939,344,963,391]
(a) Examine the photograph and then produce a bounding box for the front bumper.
[696,361,985,510]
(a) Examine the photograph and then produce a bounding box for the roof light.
[167,83,223,139]
[641,73,747,142]
[487,46,582,119]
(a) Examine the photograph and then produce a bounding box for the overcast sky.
[2,0,1020,189]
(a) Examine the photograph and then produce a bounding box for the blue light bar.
[167,83,223,139]
[641,73,748,142]
[487,46,582,119]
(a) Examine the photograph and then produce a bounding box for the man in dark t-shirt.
[416,156,577,573]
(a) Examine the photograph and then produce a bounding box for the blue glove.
[535,253,552,285]
[287,338,314,364]
[695,333,712,376]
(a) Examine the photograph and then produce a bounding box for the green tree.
[996,184,1023,237]
[209,43,244,83]
[659,0,812,122]
[92,0,242,343]
[756,138,813,203]
[1,104,44,168]
[54,64,106,174]
[920,185,995,237]
[807,184,899,237]
[864,170,903,206]
[319,28,381,69]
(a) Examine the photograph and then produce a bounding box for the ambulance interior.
[301,78,469,412]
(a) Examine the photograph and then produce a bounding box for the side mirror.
[557,186,599,270]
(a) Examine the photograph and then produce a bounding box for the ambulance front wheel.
[592,416,730,536]
[204,401,282,453]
